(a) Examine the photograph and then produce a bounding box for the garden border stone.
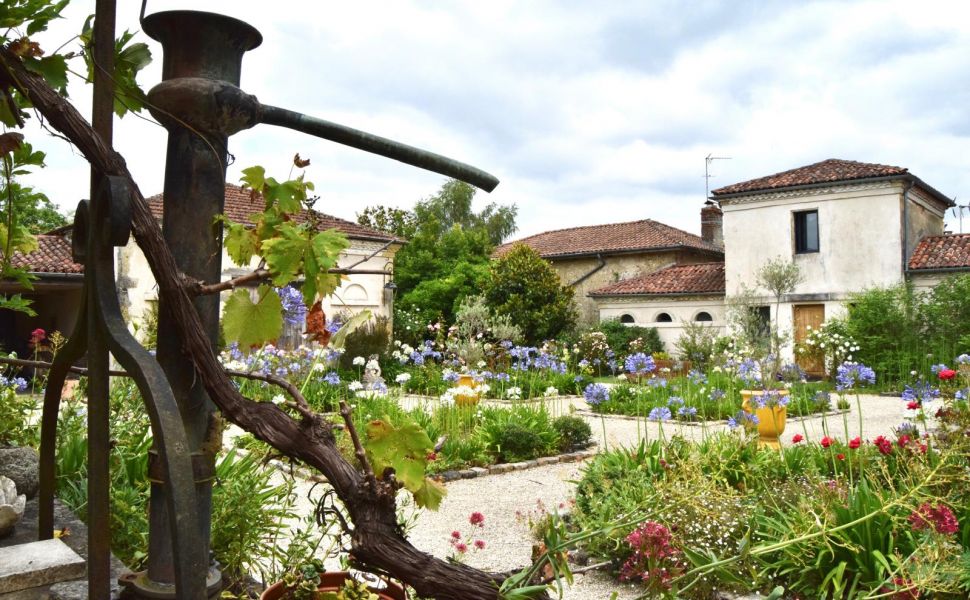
[573,407,849,425]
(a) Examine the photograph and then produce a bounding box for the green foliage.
[674,321,718,367]
[338,315,391,370]
[0,379,37,447]
[474,405,558,463]
[483,244,577,344]
[80,17,152,117]
[363,419,445,509]
[362,179,517,330]
[1,139,47,312]
[221,285,283,350]
[552,415,592,452]
[596,318,664,359]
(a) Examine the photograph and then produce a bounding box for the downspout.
[569,253,607,287]
[901,180,915,277]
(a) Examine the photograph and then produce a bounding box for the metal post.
[130,11,262,598]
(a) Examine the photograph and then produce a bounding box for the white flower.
[395,373,412,384]
[544,386,559,397]
[476,360,487,369]
[910,370,918,376]
[348,381,364,391]
[271,394,285,405]
[506,386,522,400]
[365,359,380,371]
[312,363,325,372]
[353,356,366,366]
[478,384,491,395]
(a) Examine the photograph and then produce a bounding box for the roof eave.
[540,245,723,261]
[712,173,955,207]
[589,290,725,298]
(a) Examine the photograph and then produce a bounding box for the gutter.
[544,244,723,261]
[905,266,970,276]
[713,173,955,208]
[588,291,724,299]
[568,253,607,288]
[901,179,915,275]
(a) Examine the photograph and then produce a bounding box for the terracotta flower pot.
[260,571,406,600]
[740,390,789,449]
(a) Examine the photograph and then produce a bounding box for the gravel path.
[277,393,917,598]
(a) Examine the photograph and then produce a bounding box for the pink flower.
[473,539,486,550]
[898,435,911,448]
[873,435,893,455]
[909,503,959,535]
[455,542,468,554]
[450,530,461,540]
[821,436,834,448]
[848,437,861,450]
[469,512,485,527]
[791,434,804,443]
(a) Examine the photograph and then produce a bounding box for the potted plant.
[260,561,406,600]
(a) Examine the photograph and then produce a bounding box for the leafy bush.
[596,318,663,359]
[474,405,558,462]
[483,244,577,344]
[552,415,592,452]
[674,321,718,367]
[338,314,391,370]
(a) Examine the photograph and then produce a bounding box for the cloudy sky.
[25,0,970,240]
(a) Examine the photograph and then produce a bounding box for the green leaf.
[261,225,349,306]
[265,178,304,214]
[261,223,308,287]
[364,419,436,495]
[412,477,446,511]
[221,285,283,350]
[23,54,68,92]
[220,217,258,266]
[329,309,371,350]
[239,166,266,193]
[0,294,35,316]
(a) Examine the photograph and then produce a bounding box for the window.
[694,311,713,322]
[619,314,635,324]
[655,312,673,323]
[794,210,819,253]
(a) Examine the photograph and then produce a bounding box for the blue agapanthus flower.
[687,369,707,385]
[275,285,307,326]
[956,354,970,365]
[737,358,761,387]
[901,381,940,403]
[727,410,759,429]
[835,362,876,391]
[648,406,672,421]
[647,377,668,389]
[583,383,610,406]
[930,363,949,374]
[896,422,919,437]
[709,388,726,401]
[624,352,655,375]
[667,396,685,407]
[752,390,789,408]
[323,371,340,385]
[677,406,698,419]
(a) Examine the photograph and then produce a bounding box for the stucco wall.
[552,250,716,326]
[905,187,947,260]
[120,237,400,331]
[722,181,907,299]
[597,295,726,356]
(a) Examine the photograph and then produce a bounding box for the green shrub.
[339,315,391,370]
[596,318,664,358]
[674,321,718,367]
[552,415,592,452]
[475,405,558,462]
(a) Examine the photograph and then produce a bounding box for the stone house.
[590,158,958,376]
[1,184,403,354]
[493,217,724,325]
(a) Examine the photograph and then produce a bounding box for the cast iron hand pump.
[36,8,498,600]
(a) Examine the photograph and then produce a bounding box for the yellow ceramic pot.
[454,374,480,407]
[740,389,789,449]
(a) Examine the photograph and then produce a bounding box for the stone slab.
[0,538,86,594]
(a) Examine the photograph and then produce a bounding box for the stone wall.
[551,250,716,326]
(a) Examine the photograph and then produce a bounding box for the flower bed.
[567,358,970,598]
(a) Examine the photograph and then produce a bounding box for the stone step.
[0,539,86,594]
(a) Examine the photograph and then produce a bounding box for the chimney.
[701,202,723,246]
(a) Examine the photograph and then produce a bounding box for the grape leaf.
[22,54,68,92]
[0,293,36,316]
[364,420,434,493]
[260,223,308,286]
[412,477,446,511]
[219,217,258,266]
[261,224,349,306]
[221,286,283,350]
[239,166,266,192]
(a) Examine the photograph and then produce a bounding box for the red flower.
[426,451,438,462]
[473,539,486,550]
[455,542,468,553]
[848,437,861,450]
[906,401,920,410]
[938,369,957,380]
[821,436,834,448]
[791,434,804,443]
[898,435,911,448]
[909,502,959,535]
[873,435,893,455]
[28,328,45,347]
[836,453,845,461]
[469,512,485,527]
[450,530,461,539]
[880,577,919,600]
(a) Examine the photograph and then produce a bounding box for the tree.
[0,5,548,599]
[360,179,518,326]
[756,256,803,360]
[483,244,577,344]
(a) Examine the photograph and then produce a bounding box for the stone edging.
[434,447,598,483]
[574,408,850,425]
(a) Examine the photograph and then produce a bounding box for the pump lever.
[259,104,499,192]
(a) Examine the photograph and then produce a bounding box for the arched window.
[655,312,673,323]
[694,311,713,322]
[619,314,635,324]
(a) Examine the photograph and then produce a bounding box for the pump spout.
[260,104,499,192]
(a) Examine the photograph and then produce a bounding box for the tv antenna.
[704,153,731,200]
[951,198,968,233]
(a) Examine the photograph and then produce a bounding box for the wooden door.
[793,304,825,377]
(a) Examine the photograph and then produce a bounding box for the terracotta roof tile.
[908,234,970,270]
[589,262,725,296]
[493,219,722,259]
[712,159,908,196]
[145,184,404,243]
[4,234,83,274]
